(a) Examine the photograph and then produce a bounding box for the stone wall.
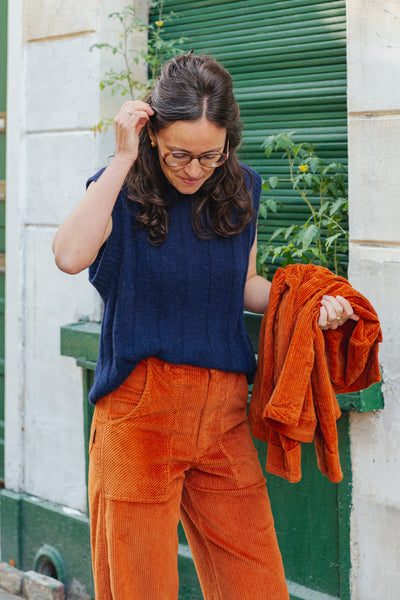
[347,1,400,597]
[5,0,148,511]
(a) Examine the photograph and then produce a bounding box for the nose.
[182,158,203,179]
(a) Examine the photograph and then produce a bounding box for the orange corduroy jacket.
[248,264,382,483]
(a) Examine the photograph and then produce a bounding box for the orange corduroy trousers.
[88,358,289,600]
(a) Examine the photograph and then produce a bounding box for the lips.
[179,177,202,186]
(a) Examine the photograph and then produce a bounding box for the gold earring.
[151,140,157,148]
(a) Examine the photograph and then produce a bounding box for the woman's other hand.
[113,101,155,164]
[318,295,360,330]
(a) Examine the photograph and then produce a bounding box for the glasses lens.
[199,154,226,168]
[164,153,191,167]
[163,152,227,168]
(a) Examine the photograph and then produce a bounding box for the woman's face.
[152,118,227,195]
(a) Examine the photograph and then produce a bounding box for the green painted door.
[151,2,349,599]
[0,0,7,482]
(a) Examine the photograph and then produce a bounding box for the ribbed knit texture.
[87,165,261,404]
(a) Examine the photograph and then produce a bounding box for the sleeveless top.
[87,164,261,404]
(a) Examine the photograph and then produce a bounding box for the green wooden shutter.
[153,0,347,271]
[0,0,8,483]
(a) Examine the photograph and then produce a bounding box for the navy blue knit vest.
[87,165,261,404]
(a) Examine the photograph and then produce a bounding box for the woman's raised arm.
[52,101,154,274]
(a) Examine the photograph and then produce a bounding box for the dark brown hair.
[126,53,254,244]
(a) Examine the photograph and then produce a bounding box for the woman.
[53,53,356,600]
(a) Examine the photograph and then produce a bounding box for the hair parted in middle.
[125,53,254,244]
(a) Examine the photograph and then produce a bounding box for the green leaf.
[325,233,341,250]
[270,227,286,241]
[300,224,319,250]
[308,156,321,172]
[328,182,339,197]
[277,134,294,152]
[262,179,271,191]
[262,136,276,157]
[304,173,313,187]
[258,204,267,219]
[310,247,327,263]
[265,199,278,213]
[317,202,330,217]
[284,224,296,241]
[329,198,347,216]
[268,176,279,189]
[322,162,339,176]
[258,248,272,264]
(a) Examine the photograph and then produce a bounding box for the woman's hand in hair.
[53,101,153,275]
[113,101,154,165]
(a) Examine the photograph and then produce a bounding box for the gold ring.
[127,110,133,115]
[336,316,341,320]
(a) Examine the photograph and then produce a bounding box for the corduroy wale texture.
[89,358,289,600]
[249,264,383,483]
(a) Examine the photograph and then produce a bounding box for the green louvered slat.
[151,3,349,599]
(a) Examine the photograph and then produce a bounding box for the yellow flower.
[299,164,309,172]
[155,20,164,27]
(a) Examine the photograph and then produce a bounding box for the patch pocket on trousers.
[107,369,148,422]
[102,417,171,503]
[108,389,144,421]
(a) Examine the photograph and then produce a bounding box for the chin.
[171,178,205,195]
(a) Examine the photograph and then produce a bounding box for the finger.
[335,295,360,322]
[122,101,154,117]
[317,305,329,329]
[116,109,150,128]
[115,103,153,126]
[335,295,352,316]
[322,295,344,315]
[130,110,152,134]
[321,295,342,324]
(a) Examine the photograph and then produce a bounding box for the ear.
[146,124,155,145]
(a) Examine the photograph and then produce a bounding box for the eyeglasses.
[155,134,229,168]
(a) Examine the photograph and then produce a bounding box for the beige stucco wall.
[347,1,400,597]
[6,0,149,511]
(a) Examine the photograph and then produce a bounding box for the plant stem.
[323,214,348,236]
[122,16,135,100]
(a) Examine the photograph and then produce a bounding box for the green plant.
[90,1,187,133]
[257,132,348,277]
